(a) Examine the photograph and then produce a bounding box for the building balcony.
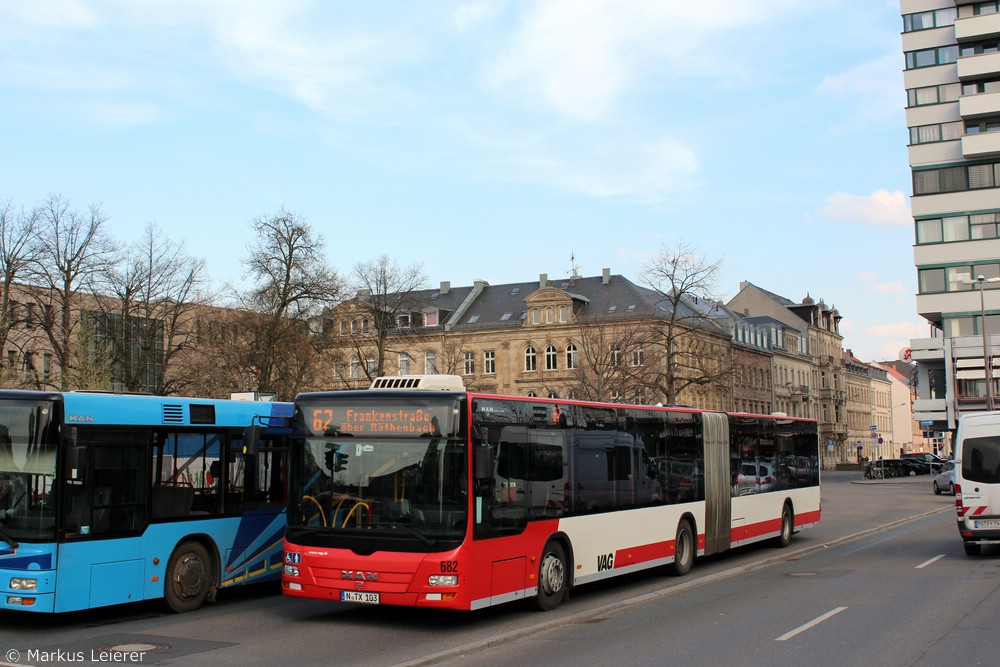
[913,398,947,425]
[955,13,1000,43]
[962,131,1000,158]
[959,91,1000,119]
[957,52,1000,81]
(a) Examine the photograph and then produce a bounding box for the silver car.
[932,460,956,496]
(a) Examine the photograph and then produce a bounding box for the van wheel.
[773,504,793,548]
[165,541,212,612]
[670,520,694,576]
[964,542,982,556]
[533,541,568,611]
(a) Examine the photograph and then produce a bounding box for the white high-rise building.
[903,1,1000,432]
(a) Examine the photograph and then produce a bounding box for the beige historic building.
[324,270,747,410]
[844,350,894,462]
[727,282,848,467]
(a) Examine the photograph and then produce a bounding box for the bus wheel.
[773,504,793,548]
[533,541,568,611]
[670,520,694,576]
[165,541,212,613]
[964,542,982,556]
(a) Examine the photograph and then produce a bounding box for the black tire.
[670,519,694,576]
[165,541,212,613]
[773,504,793,548]
[964,542,982,556]
[533,541,568,611]
[933,481,941,495]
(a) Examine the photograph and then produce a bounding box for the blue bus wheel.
[165,541,212,613]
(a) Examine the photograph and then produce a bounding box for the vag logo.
[597,553,614,572]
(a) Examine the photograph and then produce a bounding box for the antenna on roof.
[569,253,581,281]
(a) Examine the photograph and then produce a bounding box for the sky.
[0,0,922,363]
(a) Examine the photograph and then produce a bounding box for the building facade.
[727,282,848,467]
[902,1,1000,432]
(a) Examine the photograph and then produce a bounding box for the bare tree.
[349,255,427,379]
[639,240,733,406]
[0,198,42,377]
[566,313,649,402]
[233,209,342,397]
[92,223,210,394]
[25,194,120,390]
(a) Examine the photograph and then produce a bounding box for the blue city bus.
[0,390,292,613]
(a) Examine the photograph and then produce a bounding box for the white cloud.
[818,189,911,227]
[452,1,501,33]
[0,0,97,30]
[816,53,905,129]
[817,53,902,98]
[507,135,701,200]
[481,0,798,121]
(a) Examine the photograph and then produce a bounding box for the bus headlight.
[283,565,300,577]
[428,575,458,587]
[10,578,37,591]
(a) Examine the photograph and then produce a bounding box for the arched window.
[545,307,554,324]
[547,391,558,399]
[545,345,557,370]
[532,309,540,324]
[366,355,376,376]
[350,355,361,379]
[566,343,578,369]
[525,346,537,371]
[559,305,568,322]
[526,391,537,398]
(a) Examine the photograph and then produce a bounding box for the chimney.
[540,273,548,288]
[440,281,451,295]
[602,268,611,284]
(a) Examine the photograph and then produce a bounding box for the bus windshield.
[288,397,466,548]
[0,399,57,543]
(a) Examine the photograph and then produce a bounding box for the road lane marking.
[916,554,944,569]
[775,607,847,641]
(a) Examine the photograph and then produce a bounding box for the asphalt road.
[0,471,962,667]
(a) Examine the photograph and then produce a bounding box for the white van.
[954,411,1000,555]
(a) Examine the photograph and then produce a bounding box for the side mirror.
[474,444,494,480]
[243,424,264,455]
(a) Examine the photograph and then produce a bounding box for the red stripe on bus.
[614,540,672,568]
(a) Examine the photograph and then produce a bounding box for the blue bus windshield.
[0,399,57,542]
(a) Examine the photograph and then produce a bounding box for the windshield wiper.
[0,524,18,549]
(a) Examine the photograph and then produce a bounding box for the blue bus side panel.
[62,393,293,428]
[47,510,286,613]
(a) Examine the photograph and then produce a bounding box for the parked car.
[902,452,950,474]
[932,460,956,495]
[736,462,775,494]
[865,458,911,478]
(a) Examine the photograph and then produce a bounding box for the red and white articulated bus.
[281,376,821,611]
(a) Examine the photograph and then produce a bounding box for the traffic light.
[323,449,349,472]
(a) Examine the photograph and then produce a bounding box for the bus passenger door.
[701,412,731,556]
